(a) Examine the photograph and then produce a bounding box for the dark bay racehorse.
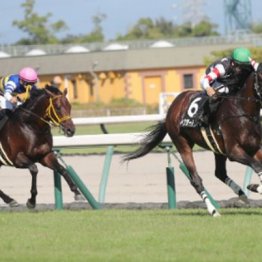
[0,86,82,208]
[124,65,262,216]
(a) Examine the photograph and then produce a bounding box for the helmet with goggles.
[231,48,251,64]
[19,67,38,83]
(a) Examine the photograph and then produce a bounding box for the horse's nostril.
[66,128,75,137]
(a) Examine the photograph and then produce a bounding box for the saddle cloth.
[180,93,208,128]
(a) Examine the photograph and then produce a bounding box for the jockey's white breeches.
[0,95,14,110]
[0,96,23,110]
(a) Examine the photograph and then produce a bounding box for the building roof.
[0,42,250,76]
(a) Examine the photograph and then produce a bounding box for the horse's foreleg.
[176,141,220,217]
[40,152,82,200]
[214,154,249,204]
[26,164,38,209]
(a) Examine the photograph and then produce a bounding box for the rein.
[216,73,262,124]
[19,107,51,126]
[215,73,262,105]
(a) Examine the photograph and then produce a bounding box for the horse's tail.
[123,121,167,161]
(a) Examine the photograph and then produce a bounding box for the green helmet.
[231,47,251,64]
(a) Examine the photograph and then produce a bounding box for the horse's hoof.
[212,210,221,217]
[74,193,85,202]
[239,195,250,204]
[247,184,262,193]
[26,199,36,209]
[9,200,19,207]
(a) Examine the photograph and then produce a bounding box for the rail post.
[55,150,101,209]
[99,145,114,203]
[165,146,176,208]
[54,170,63,209]
[66,165,101,209]
[243,166,253,196]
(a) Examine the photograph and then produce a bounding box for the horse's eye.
[56,106,62,113]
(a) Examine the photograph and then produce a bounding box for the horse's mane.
[45,85,63,95]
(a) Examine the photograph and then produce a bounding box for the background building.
[0,35,258,107]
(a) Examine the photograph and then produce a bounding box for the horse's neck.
[20,95,48,121]
[240,74,256,97]
[236,74,260,115]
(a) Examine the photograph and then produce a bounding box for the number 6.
[187,97,201,117]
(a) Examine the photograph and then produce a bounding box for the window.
[183,74,194,89]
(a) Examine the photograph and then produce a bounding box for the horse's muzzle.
[62,124,75,137]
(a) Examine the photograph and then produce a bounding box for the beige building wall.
[37,65,206,106]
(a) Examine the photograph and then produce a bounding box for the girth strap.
[200,126,224,155]
[0,142,13,166]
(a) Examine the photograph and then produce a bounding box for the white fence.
[72,114,164,125]
[53,114,170,148]
[53,114,173,205]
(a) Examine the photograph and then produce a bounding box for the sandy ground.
[0,151,261,209]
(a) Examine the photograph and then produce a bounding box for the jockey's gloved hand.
[10,96,18,105]
[206,86,216,97]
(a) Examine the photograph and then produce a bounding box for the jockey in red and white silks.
[200,47,259,97]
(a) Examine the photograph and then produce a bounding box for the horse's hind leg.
[226,147,262,194]
[0,190,19,207]
[214,154,249,204]
[174,138,220,217]
[26,164,38,209]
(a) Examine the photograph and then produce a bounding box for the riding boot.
[0,109,10,130]
[196,95,209,126]
[198,113,209,126]
[208,98,220,121]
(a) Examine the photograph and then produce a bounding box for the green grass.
[0,208,261,261]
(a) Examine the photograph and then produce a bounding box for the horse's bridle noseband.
[45,96,71,126]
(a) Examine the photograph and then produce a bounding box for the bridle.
[20,90,72,127]
[44,95,71,126]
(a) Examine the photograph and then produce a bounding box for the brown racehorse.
[124,65,262,216]
[0,86,82,208]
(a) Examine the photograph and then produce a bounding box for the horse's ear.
[63,88,68,96]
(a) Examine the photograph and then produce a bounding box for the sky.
[1,0,262,44]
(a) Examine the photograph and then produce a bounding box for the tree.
[116,17,219,41]
[61,13,106,44]
[119,18,154,40]
[251,22,262,34]
[81,13,106,42]
[175,22,192,37]
[192,20,219,37]
[13,0,67,44]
